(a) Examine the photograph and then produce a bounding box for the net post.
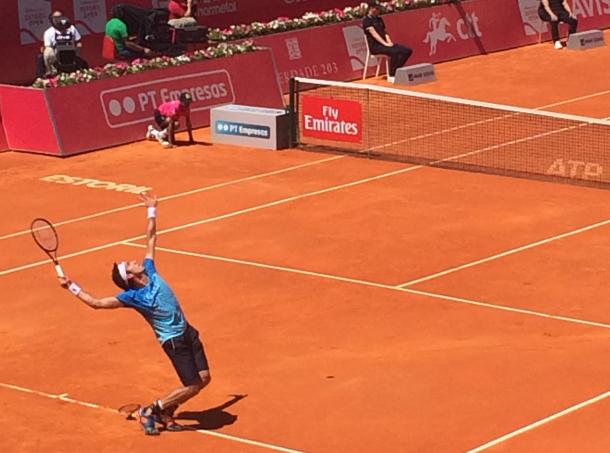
[288,77,297,148]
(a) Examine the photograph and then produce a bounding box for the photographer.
[106,4,159,61]
[41,10,88,77]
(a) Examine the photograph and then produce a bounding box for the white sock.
[151,129,161,139]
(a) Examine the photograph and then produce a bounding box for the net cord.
[292,77,610,126]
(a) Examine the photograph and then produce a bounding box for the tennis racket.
[118,403,141,420]
[30,218,65,278]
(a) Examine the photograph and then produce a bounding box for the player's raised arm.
[59,276,124,309]
[139,192,158,260]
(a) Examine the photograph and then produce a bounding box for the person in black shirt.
[362,1,412,83]
[538,0,577,49]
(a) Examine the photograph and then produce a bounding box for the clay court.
[3,32,610,452]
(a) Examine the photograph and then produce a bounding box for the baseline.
[0,382,306,453]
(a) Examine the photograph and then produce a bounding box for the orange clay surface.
[3,32,610,453]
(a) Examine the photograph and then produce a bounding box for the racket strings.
[31,220,58,252]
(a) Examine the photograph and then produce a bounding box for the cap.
[180,92,193,104]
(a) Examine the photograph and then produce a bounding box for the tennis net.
[288,77,610,189]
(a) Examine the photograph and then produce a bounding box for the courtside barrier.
[0,119,8,152]
[0,88,7,151]
[0,48,284,156]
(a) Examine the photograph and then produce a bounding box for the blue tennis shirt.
[117,259,187,344]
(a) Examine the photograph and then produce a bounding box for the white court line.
[540,88,610,110]
[0,155,343,241]
[124,243,610,331]
[125,244,610,449]
[398,218,610,288]
[0,164,422,276]
[465,389,610,452]
[0,382,306,453]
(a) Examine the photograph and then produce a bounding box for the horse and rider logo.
[423,12,456,56]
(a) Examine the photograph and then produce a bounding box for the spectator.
[362,1,413,83]
[538,0,578,49]
[106,5,157,60]
[168,0,198,28]
[40,10,88,77]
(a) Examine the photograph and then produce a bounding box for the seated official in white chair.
[362,1,412,83]
[40,10,88,77]
[538,0,578,49]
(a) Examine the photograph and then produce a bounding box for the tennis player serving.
[58,192,211,435]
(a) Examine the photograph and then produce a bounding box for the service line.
[125,242,610,331]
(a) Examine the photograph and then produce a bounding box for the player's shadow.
[176,394,247,430]
[174,139,211,147]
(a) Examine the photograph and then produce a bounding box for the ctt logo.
[423,12,482,56]
[100,70,235,128]
[301,96,362,143]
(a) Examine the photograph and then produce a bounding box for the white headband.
[117,261,129,286]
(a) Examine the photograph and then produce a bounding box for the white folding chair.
[362,38,389,80]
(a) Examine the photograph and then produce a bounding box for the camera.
[52,15,71,33]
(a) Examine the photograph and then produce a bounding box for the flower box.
[0,48,283,156]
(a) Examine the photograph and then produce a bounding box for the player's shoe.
[151,404,183,432]
[138,407,160,436]
[160,140,172,149]
[156,412,184,432]
[146,125,156,140]
[554,40,563,49]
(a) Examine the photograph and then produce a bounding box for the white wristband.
[68,282,82,296]
[147,207,157,219]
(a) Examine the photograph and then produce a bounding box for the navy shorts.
[162,324,209,386]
